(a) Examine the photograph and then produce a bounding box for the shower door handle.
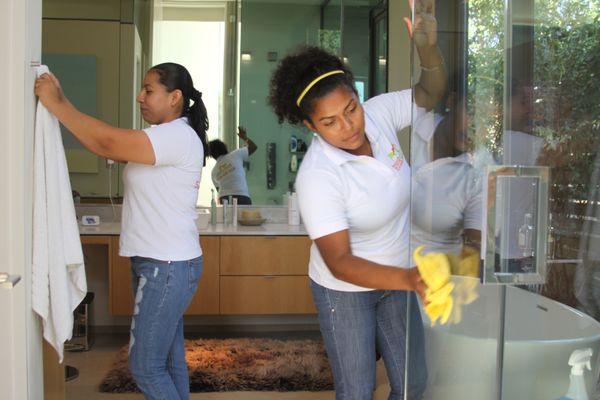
[482,165,550,285]
[0,273,21,289]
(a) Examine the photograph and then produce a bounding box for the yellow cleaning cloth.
[413,246,454,326]
[414,246,481,326]
[449,277,479,324]
[447,246,480,278]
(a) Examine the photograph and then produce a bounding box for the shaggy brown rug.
[99,338,333,392]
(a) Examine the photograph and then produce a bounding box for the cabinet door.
[109,236,134,315]
[185,236,220,315]
[109,236,221,316]
[220,236,311,275]
[220,276,316,314]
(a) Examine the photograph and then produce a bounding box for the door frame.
[369,0,388,98]
[0,0,44,399]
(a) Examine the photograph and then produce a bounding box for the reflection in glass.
[406,0,599,398]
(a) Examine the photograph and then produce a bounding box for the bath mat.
[99,338,333,392]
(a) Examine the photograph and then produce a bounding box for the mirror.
[41,0,152,202]
[237,0,385,204]
[41,0,386,206]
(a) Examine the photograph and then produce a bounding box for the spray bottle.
[557,348,593,400]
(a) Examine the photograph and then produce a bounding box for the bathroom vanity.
[79,221,316,316]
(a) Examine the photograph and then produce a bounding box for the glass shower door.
[405,0,600,399]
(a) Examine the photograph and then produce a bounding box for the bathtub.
[419,281,600,400]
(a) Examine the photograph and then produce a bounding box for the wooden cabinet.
[109,236,134,315]
[105,236,220,316]
[220,276,315,314]
[219,236,314,314]
[186,236,220,315]
[84,234,313,316]
[220,236,311,275]
[80,235,133,315]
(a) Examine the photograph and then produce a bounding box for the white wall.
[42,19,123,197]
[0,0,44,399]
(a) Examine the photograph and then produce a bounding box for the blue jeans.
[128,256,203,400]
[310,280,427,400]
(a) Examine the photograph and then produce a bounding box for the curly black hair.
[268,46,356,126]
[208,139,229,159]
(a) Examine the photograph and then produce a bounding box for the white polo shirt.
[296,90,421,292]
[410,110,484,255]
[411,153,483,255]
[120,117,203,261]
[211,147,250,198]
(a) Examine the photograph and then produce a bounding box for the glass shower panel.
[405,0,600,398]
[501,0,600,398]
[405,0,505,397]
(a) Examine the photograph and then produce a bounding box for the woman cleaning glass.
[267,0,446,397]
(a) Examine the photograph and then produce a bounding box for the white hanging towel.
[32,65,87,363]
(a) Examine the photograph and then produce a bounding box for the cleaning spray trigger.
[569,348,593,376]
[558,348,593,400]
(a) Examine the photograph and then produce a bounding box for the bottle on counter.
[288,192,300,226]
[222,198,229,226]
[232,198,238,227]
[210,189,217,226]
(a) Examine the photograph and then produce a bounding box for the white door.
[0,0,45,399]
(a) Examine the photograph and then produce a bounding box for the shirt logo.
[388,144,404,170]
[216,162,235,180]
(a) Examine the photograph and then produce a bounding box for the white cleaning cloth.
[32,65,87,363]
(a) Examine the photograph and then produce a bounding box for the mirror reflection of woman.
[208,126,257,205]
[268,0,445,397]
[35,63,208,400]
[411,88,483,259]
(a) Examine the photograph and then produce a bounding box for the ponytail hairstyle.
[150,62,209,164]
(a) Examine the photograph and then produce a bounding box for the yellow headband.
[296,70,345,107]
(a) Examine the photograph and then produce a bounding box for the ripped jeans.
[128,256,203,400]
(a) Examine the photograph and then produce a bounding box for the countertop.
[78,222,308,236]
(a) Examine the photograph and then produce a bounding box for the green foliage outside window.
[467,0,599,236]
